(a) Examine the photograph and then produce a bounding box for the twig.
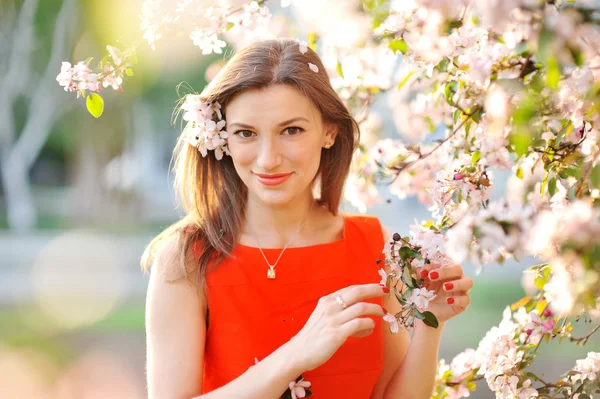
[570,324,600,346]
[387,106,481,184]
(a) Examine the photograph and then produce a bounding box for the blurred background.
[0,0,598,397]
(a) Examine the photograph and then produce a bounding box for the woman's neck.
[242,194,320,247]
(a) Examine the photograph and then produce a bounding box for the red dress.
[198,214,386,397]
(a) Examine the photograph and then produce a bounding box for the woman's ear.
[323,123,338,148]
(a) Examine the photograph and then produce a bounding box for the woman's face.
[225,84,337,207]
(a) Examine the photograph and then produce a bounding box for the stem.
[570,324,600,346]
[387,107,480,184]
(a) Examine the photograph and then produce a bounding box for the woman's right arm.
[145,237,307,399]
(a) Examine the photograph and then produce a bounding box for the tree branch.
[10,0,77,170]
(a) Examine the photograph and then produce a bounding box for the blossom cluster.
[140,0,271,53]
[433,301,600,399]
[379,232,440,331]
[56,46,127,97]
[181,95,230,160]
[445,198,535,272]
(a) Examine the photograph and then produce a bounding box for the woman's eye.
[284,126,304,135]
[234,130,255,139]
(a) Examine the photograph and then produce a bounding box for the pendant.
[267,266,276,279]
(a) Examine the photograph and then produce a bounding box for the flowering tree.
[58,0,600,397]
[1,0,77,231]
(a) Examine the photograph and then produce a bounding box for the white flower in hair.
[298,40,308,54]
[308,62,319,73]
[181,94,230,160]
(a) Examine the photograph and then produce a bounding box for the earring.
[324,142,333,149]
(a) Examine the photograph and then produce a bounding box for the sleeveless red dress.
[198,214,386,397]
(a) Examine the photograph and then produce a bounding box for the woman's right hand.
[288,283,388,372]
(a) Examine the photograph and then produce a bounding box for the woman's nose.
[256,137,283,170]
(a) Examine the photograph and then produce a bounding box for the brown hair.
[140,38,360,290]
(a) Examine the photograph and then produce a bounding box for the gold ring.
[335,295,348,309]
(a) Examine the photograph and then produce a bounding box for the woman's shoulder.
[341,213,391,241]
[144,225,200,283]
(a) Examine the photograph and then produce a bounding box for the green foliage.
[86,93,104,118]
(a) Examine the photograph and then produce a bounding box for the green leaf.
[336,62,344,79]
[435,57,450,73]
[388,39,408,55]
[548,177,557,197]
[563,164,582,179]
[513,98,537,125]
[445,82,458,106]
[591,165,600,189]
[540,171,549,197]
[537,27,553,62]
[452,189,462,203]
[86,93,104,118]
[509,128,531,157]
[470,107,483,123]
[126,68,134,76]
[516,167,524,179]
[569,46,585,67]
[422,311,439,328]
[397,70,415,90]
[546,56,561,89]
[471,151,481,164]
[402,266,414,288]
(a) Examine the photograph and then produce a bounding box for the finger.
[428,264,464,281]
[340,317,376,338]
[445,294,471,310]
[351,328,375,338]
[418,263,443,279]
[333,283,387,308]
[337,302,385,324]
[442,277,474,293]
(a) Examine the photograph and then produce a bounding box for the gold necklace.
[247,203,313,279]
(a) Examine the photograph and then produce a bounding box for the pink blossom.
[572,352,600,382]
[407,287,436,310]
[289,378,311,399]
[383,312,400,334]
[524,311,555,338]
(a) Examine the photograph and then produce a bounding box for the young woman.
[142,38,473,399]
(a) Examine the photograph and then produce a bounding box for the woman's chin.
[255,192,297,207]
[249,186,306,208]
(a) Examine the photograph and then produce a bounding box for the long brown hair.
[140,38,360,291]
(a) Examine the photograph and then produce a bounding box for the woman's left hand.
[418,263,473,324]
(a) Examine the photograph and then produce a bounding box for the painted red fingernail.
[420,270,429,279]
[382,287,390,293]
[447,298,455,305]
[430,271,439,280]
[444,283,454,290]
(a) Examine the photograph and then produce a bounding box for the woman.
[142,38,473,399]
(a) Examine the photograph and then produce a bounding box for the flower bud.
[526,329,533,336]
[543,308,552,317]
[454,173,465,180]
[392,233,401,242]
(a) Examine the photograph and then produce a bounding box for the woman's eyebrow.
[228,116,310,130]
[276,117,310,126]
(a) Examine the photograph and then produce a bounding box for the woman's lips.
[254,172,293,186]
